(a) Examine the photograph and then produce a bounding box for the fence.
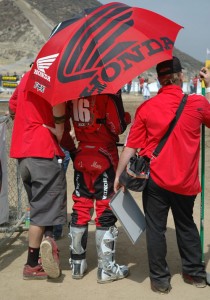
[0,115,27,246]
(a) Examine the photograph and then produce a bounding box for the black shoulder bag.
[119,94,188,192]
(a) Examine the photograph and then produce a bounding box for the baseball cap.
[156,56,184,76]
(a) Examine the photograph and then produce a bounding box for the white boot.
[69,226,88,279]
[69,258,87,279]
[96,226,129,283]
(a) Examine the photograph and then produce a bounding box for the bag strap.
[153,94,188,157]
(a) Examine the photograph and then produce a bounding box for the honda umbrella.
[26,2,183,105]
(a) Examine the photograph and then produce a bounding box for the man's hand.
[199,67,210,102]
[114,177,125,193]
[42,124,56,135]
[114,146,136,193]
[199,67,210,87]
[43,123,64,144]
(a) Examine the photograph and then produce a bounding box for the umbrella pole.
[201,123,210,285]
[200,69,206,263]
[200,59,209,263]
[200,70,210,284]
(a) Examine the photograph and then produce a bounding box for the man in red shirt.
[114,57,210,293]
[9,71,67,280]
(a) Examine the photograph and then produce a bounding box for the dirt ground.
[1,93,210,300]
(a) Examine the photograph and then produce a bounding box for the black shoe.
[151,280,171,294]
[182,273,206,288]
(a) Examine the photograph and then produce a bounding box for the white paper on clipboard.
[110,189,146,244]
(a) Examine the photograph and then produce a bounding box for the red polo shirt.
[10,71,64,158]
[126,85,210,195]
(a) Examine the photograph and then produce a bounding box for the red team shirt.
[70,94,127,145]
[126,85,210,195]
[10,71,64,158]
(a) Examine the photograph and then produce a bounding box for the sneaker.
[23,264,48,280]
[69,258,87,279]
[182,273,206,288]
[97,262,129,284]
[151,280,171,294]
[40,236,61,279]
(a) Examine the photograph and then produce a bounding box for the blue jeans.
[62,147,71,173]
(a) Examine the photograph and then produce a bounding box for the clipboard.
[110,189,146,244]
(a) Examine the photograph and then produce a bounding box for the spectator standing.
[9,69,75,241]
[138,76,145,94]
[9,71,67,280]
[189,77,194,94]
[114,57,210,294]
[142,78,151,100]
[126,80,132,94]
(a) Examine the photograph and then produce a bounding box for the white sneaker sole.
[40,239,61,279]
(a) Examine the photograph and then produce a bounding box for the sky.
[100,0,210,63]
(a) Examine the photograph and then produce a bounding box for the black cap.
[156,56,184,76]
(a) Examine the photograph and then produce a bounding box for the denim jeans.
[61,147,71,173]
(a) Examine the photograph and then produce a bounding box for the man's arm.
[53,103,66,144]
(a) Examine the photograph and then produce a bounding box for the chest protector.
[71,96,107,133]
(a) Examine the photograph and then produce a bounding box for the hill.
[0,0,203,79]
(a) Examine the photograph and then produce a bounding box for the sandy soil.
[1,93,210,300]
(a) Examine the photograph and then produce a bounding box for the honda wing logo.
[37,54,59,72]
[34,53,59,82]
[31,2,179,99]
[57,3,133,86]
[56,3,175,98]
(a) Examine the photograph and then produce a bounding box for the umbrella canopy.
[26,2,183,105]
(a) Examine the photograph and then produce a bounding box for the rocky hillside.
[0,0,203,78]
[0,0,101,74]
[26,0,101,24]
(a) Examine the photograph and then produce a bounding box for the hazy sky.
[100,0,210,63]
